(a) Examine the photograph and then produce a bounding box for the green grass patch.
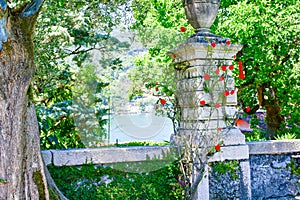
[48,161,184,200]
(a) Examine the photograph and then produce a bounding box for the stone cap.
[247,140,300,155]
[44,146,172,167]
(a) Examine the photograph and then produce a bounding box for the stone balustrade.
[42,140,300,199]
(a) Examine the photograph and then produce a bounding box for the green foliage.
[214,0,300,138]
[48,161,184,200]
[129,0,189,100]
[245,129,267,142]
[275,133,298,140]
[245,115,267,142]
[131,0,300,139]
[287,158,300,178]
[212,160,240,180]
[33,0,131,149]
[116,141,169,147]
[128,0,191,134]
[38,100,85,150]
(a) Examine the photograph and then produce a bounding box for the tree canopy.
[215,0,300,138]
[130,0,300,139]
[33,0,131,149]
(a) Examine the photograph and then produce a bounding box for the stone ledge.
[247,140,300,155]
[42,144,250,166]
[41,150,52,166]
[209,145,249,163]
[50,146,171,166]
[222,128,246,146]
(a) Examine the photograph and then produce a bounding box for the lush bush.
[48,161,184,200]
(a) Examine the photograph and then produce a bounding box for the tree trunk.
[0,3,49,199]
[265,103,284,140]
[257,84,284,140]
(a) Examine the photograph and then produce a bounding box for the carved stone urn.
[184,0,220,35]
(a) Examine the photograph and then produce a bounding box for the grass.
[48,160,184,200]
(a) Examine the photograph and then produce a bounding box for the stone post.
[169,1,251,199]
[170,36,250,199]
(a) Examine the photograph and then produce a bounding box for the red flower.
[155,87,159,92]
[219,76,224,81]
[215,104,220,108]
[233,55,236,60]
[239,74,245,80]
[173,54,177,59]
[180,26,187,32]
[230,90,235,95]
[204,73,210,81]
[224,91,230,96]
[238,61,243,70]
[226,40,231,45]
[215,144,221,152]
[229,65,234,70]
[245,106,251,113]
[215,69,220,75]
[238,61,245,79]
[221,65,227,71]
[211,42,216,48]
[160,99,167,105]
[217,127,222,131]
[200,100,206,105]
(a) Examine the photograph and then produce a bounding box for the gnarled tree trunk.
[0,1,50,199]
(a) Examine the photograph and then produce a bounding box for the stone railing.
[42,139,300,200]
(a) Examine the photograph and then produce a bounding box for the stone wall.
[42,140,300,200]
[209,140,300,200]
[250,153,300,199]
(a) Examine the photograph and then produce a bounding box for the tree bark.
[0,2,50,199]
[257,84,284,139]
[265,103,284,140]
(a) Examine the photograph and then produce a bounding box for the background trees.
[130,0,300,139]
[215,0,300,139]
[0,0,130,198]
[34,0,130,149]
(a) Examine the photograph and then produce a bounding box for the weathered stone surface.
[181,106,237,120]
[51,146,172,166]
[221,128,246,145]
[41,150,52,166]
[177,90,237,106]
[209,145,249,162]
[248,140,300,155]
[250,153,300,199]
[42,144,250,167]
[194,165,210,200]
[177,77,235,92]
[239,160,252,200]
[180,119,227,130]
[171,43,242,63]
[209,160,242,200]
[178,65,235,79]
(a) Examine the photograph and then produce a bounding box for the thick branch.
[20,0,45,17]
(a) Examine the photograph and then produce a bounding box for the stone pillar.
[169,36,251,199]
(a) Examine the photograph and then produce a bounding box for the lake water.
[108,113,174,144]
